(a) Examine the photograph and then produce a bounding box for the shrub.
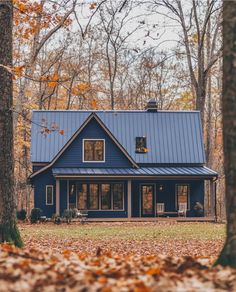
[63,209,73,224]
[52,214,62,225]
[30,208,42,223]
[17,209,27,221]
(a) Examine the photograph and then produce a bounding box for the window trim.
[175,184,190,210]
[82,139,105,163]
[46,185,54,205]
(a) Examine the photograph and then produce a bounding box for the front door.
[141,185,155,217]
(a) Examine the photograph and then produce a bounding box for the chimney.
[146,99,158,112]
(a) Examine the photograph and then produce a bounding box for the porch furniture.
[178,203,187,217]
[156,203,165,216]
[77,210,88,223]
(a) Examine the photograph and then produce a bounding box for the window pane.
[136,137,147,153]
[142,186,153,215]
[84,141,94,161]
[69,181,76,207]
[89,184,99,209]
[101,184,111,210]
[94,141,104,161]
[84,140,104,161]
[77,184,87,210]
[113,184,123,210]
[46,186,53,205]
[177,185,189,208]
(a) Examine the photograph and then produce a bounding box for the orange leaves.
[48,73,60,87]
[14,65,25,77]
[71,83,89,95]
[59,130,64,136]
[90,2,97,10]
[91,99,98,109]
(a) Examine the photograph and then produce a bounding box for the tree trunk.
[0,0,22,247]
[215,0,236,267]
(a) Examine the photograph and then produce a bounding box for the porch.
[52,169,217,219]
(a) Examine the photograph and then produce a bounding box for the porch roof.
[52,166,217,178]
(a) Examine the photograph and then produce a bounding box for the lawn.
[20,222,225,258]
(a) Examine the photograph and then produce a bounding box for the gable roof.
[30,110,206,165]
[30,113,138,178]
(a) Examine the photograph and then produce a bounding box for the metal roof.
[52,166,217,178]
[31,110,206,164]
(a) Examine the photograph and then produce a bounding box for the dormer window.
[136,137,147,153]
[83,139,105,162]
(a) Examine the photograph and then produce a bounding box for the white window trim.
[175,184,190,210]
[82,139,105,163]
[46,185,54,205]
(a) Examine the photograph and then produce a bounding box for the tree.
[215,0,236,267]
[0,0,22,246]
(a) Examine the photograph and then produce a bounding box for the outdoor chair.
[77,210,88,223]
[178,203,187,217]
[156,203,165,217]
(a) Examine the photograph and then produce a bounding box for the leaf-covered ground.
[1,222,233,291]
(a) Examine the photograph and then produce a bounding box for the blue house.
[29,101,218,219]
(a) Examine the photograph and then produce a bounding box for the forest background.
[13,0,223,218]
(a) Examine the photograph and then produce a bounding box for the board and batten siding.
[54,118,133,168]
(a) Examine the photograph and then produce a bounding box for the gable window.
[176,184,189,209]
[46,185,53,205]
[83,139,105,162]
[136,137,147,153]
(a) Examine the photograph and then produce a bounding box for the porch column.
[210,179,215,219]
[56,179,60,215]
[127,180,132,219]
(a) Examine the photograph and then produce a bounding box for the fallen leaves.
[0,243,235,291]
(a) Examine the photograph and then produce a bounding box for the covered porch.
[52,166,218,219]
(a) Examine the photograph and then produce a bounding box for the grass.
[20,222,226,241]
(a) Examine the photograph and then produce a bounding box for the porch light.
[159,185,164,191]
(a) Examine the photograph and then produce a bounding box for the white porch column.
[56,179,60,215]
[127,180,132,219]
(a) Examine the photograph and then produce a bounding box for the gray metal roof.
[31,110,206,164]
[52,167,217,177]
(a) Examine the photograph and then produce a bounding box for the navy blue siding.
[32,169,56,218]
[54,118,132,168]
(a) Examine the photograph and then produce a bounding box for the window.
[101,184,111,210]
[77,184,87,210]
[89,184,99,209]
[135,137,147,153]
[113,184,124,210]
[83,140,105,162]
[46,185,53,205]
[176,184,189,209]
[69,181,76,209]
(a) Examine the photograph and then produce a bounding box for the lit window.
[176,185,189,209]
[136,137,147,153]
[83,140,105,162]
[46,185,53,205]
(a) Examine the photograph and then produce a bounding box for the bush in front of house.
[193,202,204,217]
[52,214,62,224]
[63,209,73,224]
[30,208,42,223]
[17,209,27,221]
